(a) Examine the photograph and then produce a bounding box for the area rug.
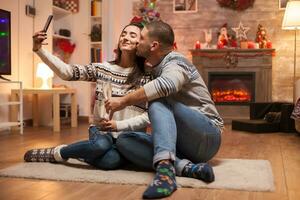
[0,158,275,192]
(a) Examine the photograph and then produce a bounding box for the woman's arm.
[33,31,97,81]
[115,112,150,131]
[36,48,74,80]
[143,64,189,101]
[99,112,150,131]
[36,49,97,82]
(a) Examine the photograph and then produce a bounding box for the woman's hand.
[99,119,117,131]
[32,31,48,52]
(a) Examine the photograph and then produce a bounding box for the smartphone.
[42,15,53,32]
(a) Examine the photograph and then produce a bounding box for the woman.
[24,22,151,170]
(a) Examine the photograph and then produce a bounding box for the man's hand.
[105,97,127,119]
[99,119,117,131]
[105,87,148,119]
[32,31,48,52]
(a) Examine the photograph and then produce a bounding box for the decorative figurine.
[255,24,269,49]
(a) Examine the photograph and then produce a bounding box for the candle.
[195,41,201,49]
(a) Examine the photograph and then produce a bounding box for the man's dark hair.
[145,21,174,48]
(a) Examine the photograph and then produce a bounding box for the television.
[0,9,11,76]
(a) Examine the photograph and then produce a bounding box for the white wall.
[69,0,90,116]
[102,0,134,61]
[68,0,135,116]
[52,0,91,116]
[0,0,35,127]
[33,0,53,126]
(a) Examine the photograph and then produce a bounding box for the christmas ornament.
[131,1,160,26]
[216,0,255,11]
[255,24,270,49]
[232,21,250,41]
[139,0,160,25]
[218,23,230,47]
[217,23,237,48]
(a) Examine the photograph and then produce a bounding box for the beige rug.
[0,158,275,192]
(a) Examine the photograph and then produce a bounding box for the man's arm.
[105,64,189,116]
[105,87,148,117]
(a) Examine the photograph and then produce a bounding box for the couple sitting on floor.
[24,19,223,199]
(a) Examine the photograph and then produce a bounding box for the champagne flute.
[102,81,112,119]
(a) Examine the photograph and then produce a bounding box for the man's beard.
[137,46,150,58]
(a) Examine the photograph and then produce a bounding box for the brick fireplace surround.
[190,49,275,123]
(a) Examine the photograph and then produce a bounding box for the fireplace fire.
[212,89,251,102]
[208,72,255,104]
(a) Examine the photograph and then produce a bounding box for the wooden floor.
[0,123,299,200]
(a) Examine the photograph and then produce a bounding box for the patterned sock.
[143,160,177,199]
[24,145,67,163]
[24,147,56,163]
[182,162,215,183]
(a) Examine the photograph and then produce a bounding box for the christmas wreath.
[216,0,255,11]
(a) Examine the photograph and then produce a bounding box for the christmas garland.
[191,51,275,59]
[216,0,255,11]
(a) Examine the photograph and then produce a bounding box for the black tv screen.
[0,9,11,75]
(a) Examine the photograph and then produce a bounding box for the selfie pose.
[24,22,151,170]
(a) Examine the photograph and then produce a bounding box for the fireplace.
[190,48,274,123]
[208,72,255,105]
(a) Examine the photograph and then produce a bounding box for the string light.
[0,18,8,23]
[0,32,8,37]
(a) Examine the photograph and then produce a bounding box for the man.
[105,21,223,199]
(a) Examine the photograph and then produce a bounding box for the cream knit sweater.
[36,48,150,137]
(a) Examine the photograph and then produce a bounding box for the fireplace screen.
[208,72,255,104]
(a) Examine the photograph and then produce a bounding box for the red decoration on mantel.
[247,41,255,49]
[216,0,255,11]
[173,42,178,50]
[191,51,275,59]
[195,41,201,49]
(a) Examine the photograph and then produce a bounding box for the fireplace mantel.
[190,48,275,122]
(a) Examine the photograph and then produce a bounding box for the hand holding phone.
[42,15,53,32]
[32,15,52,51]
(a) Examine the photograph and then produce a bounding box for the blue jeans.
[116,98,221,175]
[60,126,124,170]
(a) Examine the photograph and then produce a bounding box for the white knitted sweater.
[36,49,150,137]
